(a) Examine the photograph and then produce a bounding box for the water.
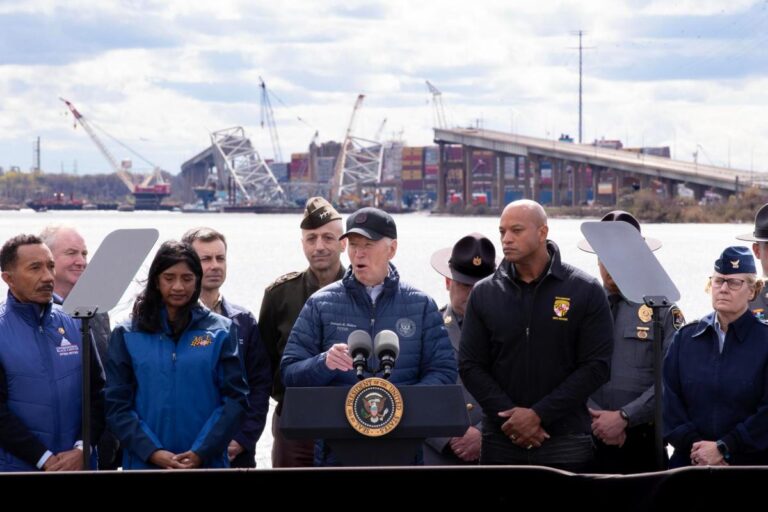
[0,210,755,466]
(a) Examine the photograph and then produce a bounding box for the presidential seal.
[345,378,404,437]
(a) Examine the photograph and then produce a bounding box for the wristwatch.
[619,409,630,423]
[716,440,732,462]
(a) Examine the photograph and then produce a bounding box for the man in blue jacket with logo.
[0,234,104,471]
[281,207,457,465]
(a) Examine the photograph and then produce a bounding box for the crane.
[60,98,170,209]
[259,77,284,163]
[426,80,447,130]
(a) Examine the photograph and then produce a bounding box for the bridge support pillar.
[592,167,601,206]
[437,142,446,212]
[463,146,473,209]
[531,155,541,203]
[495,152,505,211]
[552,160,562,206]
[522,157,531,200]
[614,169,621,206]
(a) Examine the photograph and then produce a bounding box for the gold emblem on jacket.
[638,305,653,323]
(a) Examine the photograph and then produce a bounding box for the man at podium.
[281,207,457,466]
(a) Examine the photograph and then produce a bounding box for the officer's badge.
[636,327,649,340]
[553,297,570,320]
[57,327,66,335]
[730,259,740,269]
[638,305,653,323]
[670,306,685,330]
[472,256,482,266]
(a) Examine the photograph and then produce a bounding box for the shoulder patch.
[266,271,301,292]
[670,306,685,330]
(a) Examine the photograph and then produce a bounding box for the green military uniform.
[258,266,346,404]
[259,195,344,468]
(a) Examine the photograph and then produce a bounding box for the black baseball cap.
[340,207,397,241]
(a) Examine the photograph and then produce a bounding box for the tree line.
[0,170,185,206]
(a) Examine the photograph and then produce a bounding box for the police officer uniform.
[589,297,683,472]
[736,203,768,321]
[425,233,495,465]
[258,196,344,468]
[579,210,684,473]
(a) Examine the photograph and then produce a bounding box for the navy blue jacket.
[281,264,457,387]
[105,306,248,469]
[0,292,104,471]
[220,298,271,455]
[663,309,768,467]
[459,241,613,437]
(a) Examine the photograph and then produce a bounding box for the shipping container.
[271,162,289,183]
[316,157,336,182]
[424,146,439,166]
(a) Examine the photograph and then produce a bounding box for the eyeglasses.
[710,276,747,291]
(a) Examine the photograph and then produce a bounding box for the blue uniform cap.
[714,246,756,275]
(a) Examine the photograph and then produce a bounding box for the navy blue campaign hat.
[714,246,757,275]
[340,207,397,241]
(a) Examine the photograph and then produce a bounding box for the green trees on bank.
[0,170,185,206]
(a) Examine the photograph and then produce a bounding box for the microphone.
[347,330,373,380]
[373,330,400,380]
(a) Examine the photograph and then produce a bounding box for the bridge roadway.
[434,128,768,193]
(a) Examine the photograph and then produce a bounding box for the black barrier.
[3,466,764,509]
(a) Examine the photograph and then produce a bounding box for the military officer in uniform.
[258,197,346,467]
[425,233,496,464]
[736,203,768,320]
[578,210,684,473]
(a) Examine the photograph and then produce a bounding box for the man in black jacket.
[459,200,613,472]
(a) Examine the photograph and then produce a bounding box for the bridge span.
[433,127,768,212]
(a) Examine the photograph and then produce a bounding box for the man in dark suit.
[425,233,496,464]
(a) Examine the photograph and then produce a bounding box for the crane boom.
[60,98,135,192]
[259,77,284,163]
[425,80,447,130]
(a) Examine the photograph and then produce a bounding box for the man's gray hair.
[39,224,77,250]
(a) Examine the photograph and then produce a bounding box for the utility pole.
[32,136,41,172]
[571,30,593,144]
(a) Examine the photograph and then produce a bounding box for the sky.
[1,0,767,176]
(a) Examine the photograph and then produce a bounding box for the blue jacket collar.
[342,262,400,293]
[694,309,756,343]
[6,290,53,327]
[159,304,209,335]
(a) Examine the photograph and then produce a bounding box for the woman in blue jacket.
[663,246,768,467]
[105,241,247,469]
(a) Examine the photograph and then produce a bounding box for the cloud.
[0,0,767,176]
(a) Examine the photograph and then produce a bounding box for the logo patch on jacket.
[395,318,416,338]
[56,337,79,356]
[552,297,570,321]
[190,334,213,347]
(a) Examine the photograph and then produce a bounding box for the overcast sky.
[1,0,767,176]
